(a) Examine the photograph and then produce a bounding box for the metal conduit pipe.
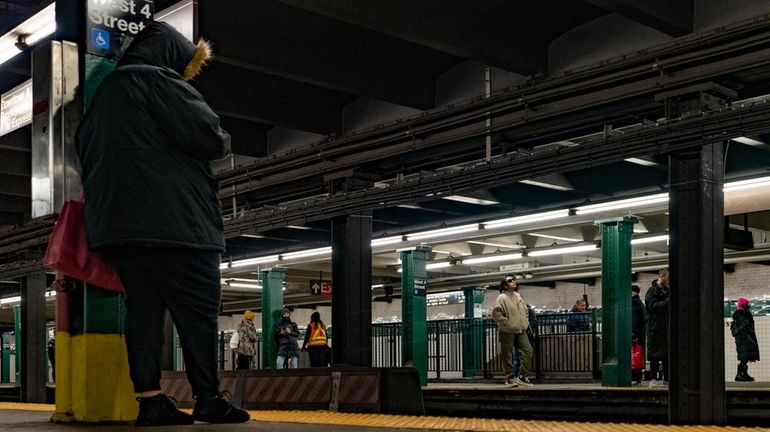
[223,98,770,234]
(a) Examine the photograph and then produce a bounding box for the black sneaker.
[135,394,194,427]
[193,394,250,424]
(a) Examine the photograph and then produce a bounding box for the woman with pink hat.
[731,298,760,382]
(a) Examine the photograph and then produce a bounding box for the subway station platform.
[2,403,770,432]
[2,381,770,430]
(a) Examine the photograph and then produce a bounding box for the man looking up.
[493,275,534,387]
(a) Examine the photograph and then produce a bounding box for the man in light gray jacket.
[493,274,534,386]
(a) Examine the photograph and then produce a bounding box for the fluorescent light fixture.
[467,240,524,249]
[226,283,262,289]
[0,3,56,66]
[0,296,21,305]
[240,234,266,239]
[396,261,455,273]
[624,157,659,167]
[229,255,280,268]
[724,176,770,192]
[442,195,500,205]
[631,235,669,245]
[528,233,582,242]
[484,209,570,230]
[528,244,598,257]
[397,204,422,210]
[286,225,312,230]
[462,252,523,265]
[371,284,385,289]
[431,250,453,255]
[732,136,765,146]
[371,236,403,247]
[282,246,332,260]
[407,224,479,241]
[225,278,261,283]
[574,193,669,215]
[519,179,573,191]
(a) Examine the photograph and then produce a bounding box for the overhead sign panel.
[0,80,32,136]
[86,0,154,58]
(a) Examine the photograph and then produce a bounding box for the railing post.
[434,323,441,379]
[482,319,489,379]
[534,314,541,379]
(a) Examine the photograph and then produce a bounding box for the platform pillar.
[260,268,285,369]
[400,246,430,386]
[669,144,726,425]
[13,305,20,386]
[462,286,485,378]
[20,273,48,402]
[596,216,637,387]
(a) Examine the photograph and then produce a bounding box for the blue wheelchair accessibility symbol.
[91,29,110,50]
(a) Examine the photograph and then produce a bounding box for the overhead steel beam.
[222,99,770,233]
[195,62,350,135]
[218,115,271,158]
[584,0,693,37]
[275,0,548,75]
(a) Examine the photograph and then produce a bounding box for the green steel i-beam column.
[400,246,431,386]
[14,305,20,386]
[462,286,485,378]
[260,268,285,369]
[596,216,638,387]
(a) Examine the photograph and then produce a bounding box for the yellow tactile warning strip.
[3,404,770,431]
[0,402,55,411]
[246,410,770,432]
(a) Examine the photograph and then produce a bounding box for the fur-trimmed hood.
[117,21,211,81]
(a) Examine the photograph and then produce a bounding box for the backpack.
[229,330,240,350]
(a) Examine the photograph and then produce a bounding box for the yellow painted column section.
[54,333,137,422]
[51,331,72,422]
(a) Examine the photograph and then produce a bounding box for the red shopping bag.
[43,199,124,293]
[631,341,645,371]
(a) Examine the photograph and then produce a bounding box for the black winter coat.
[731,309,760,362]
[645,280,669,358]
[631,295,646,345]
[76,22,230,252]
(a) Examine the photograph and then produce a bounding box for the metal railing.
[207,314,600,379]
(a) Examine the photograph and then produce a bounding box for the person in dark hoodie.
[731,297,760,382]
[75,22,248,426]
[645,269,670,386]
[631,285,646,383]
[275,308,300,368]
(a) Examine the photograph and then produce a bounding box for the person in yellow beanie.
[234,309,257,369]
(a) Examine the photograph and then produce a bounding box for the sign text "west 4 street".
[88,0,152,35]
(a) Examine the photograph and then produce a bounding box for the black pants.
[307,346,328,367]
[237,354,252,370]
[649,356,668,381]
[108,247,221,397]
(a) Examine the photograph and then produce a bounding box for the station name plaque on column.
[86,0,154,58]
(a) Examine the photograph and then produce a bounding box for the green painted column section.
[462,286,485,378]
[14,305,20,385]
[595,216,638,387]
[260,268,285,369]
[1,339,9,383]
[80,55,126,335]
[172,326,179,372]
[400,246,431,386]
[83,285,125,334]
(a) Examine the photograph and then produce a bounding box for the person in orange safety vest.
[302,311,330,367]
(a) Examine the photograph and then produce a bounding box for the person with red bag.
[75,22,248,426]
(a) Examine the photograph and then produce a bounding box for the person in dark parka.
[732,297,760,382]
[645,269,670,384]
[631,285,646,348]
[75,22,248,426]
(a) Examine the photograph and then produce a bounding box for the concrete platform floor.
[2,404,770,432]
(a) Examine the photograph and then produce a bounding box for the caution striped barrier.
[160,367,422,414]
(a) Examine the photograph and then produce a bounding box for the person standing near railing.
[234,310,258,370]
[645,269,670,387]
[631,285,646,384]
[302,311,330,367]
[566,299,590,332]
[275,308,300,369]
[731,297,759,382]
[493,275,534,387]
